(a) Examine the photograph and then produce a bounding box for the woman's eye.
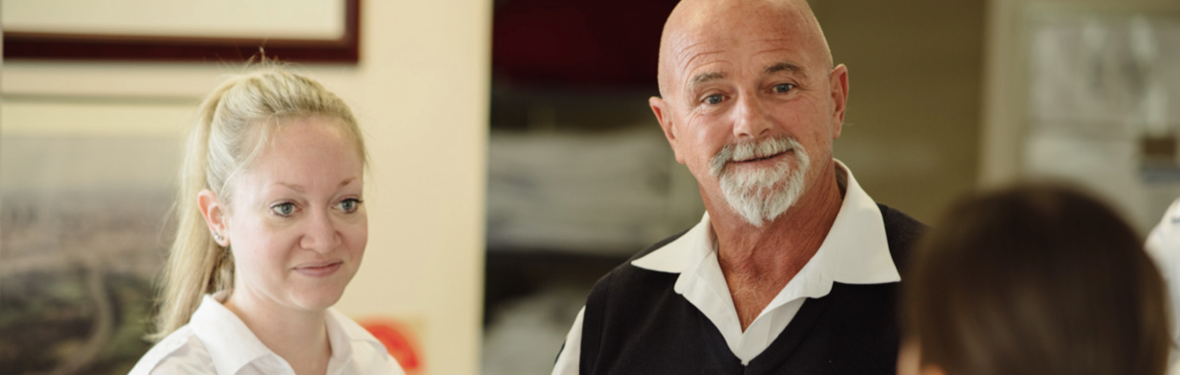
[773,83,794,93]
[271,203,297,216]
[337,198,362,213]
[703,94,724,105]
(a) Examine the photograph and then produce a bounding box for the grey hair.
[711,136,810,226]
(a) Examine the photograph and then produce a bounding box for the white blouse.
[1146,198,1180,375]
[129,294,405,375]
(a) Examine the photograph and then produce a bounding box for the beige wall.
[812,0,986,224]
[1,0,491,374]
[812,0,1175,227]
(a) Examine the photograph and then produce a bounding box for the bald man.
[551,0,926,374]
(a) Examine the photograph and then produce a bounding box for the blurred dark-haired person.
[899,184,1171,375]
[1145,197,1180,375]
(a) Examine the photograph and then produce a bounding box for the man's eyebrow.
[765,62,804,75]
[690,71,725,86]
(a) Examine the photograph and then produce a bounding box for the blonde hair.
[148,67,366,341]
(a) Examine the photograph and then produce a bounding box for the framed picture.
[2,0,360,63]
[1018,3,1180,230]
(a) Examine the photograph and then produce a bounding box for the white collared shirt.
[1145,198,1180,375]
[129,294,405,375]
[551,161,900,374]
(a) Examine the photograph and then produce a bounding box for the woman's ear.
[920,364,948,375]
[898,338,948,375]
[198,189,230,247]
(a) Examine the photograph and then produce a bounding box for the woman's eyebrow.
[272,177,359,192]
[275,182,305,193]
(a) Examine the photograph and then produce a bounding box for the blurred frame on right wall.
[981,0,1180,232]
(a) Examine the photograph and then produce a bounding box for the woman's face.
[221,116,366,313]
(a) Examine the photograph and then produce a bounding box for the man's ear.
[650,96,686,164]
[829,64,849,140]
[198,189,230,247]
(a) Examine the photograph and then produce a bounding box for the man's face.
[652,5,847,225]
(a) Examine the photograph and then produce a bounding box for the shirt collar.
[189,292,273,375]
[631,160,899,286]
[324,310,355,373]
[189,293,386,375]
[324,308,390,373]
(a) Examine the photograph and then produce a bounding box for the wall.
[1,0,491,373]
[811,0,1176,229]
[811,0,986,224]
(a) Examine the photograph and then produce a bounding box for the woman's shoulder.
[128,325,216,375]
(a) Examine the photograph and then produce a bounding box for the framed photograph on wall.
[1018,3,1180,230]
[2,0,360,63]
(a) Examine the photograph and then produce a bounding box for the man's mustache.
[710,136,803,177]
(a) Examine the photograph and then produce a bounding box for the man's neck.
[708,163,844,330]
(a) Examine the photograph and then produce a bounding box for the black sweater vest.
[577,204,926,375]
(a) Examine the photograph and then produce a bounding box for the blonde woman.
[130,68,404,375]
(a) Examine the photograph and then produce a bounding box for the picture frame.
[2,0,360,63]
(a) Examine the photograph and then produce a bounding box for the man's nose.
[300,209,340,253]
[733,95,772,139]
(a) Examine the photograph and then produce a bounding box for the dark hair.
[902,184,1170,375]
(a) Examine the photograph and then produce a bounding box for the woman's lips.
[293,261,343,277]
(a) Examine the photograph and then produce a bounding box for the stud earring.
[213,232,224,242]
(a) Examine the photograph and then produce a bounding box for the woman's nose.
[300,209,341,253]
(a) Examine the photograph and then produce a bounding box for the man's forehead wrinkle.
[657,0,832,96]
[672,38,713,69]
[748,44,811,66]
[668,36,725,93]
[677,49,725,78]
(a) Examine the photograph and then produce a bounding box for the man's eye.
[773,83,794,93]
[704,94,724,105]
[271,203,297,216]
[337,198,362,213]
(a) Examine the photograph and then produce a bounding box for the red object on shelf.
[492,0,679,88]
[358,319,422,372]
